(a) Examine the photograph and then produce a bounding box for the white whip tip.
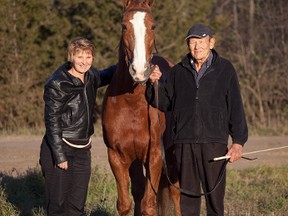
[213,155,231,161]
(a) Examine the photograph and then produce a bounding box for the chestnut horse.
[102,0,180,215]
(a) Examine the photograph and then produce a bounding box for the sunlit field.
[1,165,287,216]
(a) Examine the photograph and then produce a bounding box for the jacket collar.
[62,62,90,86]
[181,49,219,71]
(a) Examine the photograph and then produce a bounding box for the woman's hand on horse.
[57,161,68,170]
[149,65,162,84]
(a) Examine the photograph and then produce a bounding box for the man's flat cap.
[185,23,214,40]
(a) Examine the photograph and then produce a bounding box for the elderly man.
[148,23,248,216]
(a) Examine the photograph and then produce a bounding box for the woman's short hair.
[67,37,96,61]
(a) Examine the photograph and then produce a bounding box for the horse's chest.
[108,97,149,122]
[104,92,150,126]
[103,95,151,151]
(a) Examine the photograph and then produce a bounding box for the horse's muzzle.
[129,63,155,84]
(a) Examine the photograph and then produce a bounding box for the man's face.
[188,36,215,62]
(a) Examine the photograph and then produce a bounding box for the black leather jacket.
[44,62,115,164]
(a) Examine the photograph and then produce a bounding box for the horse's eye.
[121,24,127,32]
[151,24,156,31]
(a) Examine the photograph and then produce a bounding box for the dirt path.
[0,136,287,174]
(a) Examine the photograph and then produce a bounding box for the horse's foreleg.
[108,148,132,216]
[158,172,181,216]
[157,174,171,216]
[169,181,181,216]
[129,159,146,216]
[141,148,162,216]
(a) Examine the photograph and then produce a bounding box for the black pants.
[174,143,227,216]
[40,137,91,216]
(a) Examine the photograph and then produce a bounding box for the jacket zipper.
[84,82,90,137]
[194,66,213,143]
[195,85,200,143]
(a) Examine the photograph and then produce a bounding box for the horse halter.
[124,49,155,85]
[122,7,156,84]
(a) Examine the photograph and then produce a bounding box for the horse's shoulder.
[152,55,174,67]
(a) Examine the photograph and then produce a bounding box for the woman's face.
[71,50,94,74]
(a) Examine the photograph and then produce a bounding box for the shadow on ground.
[0,169,45,216]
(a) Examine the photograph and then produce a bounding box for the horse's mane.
[117,37,127,67]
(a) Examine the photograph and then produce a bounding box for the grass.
[0,166,287,216]
[0,167,118,216]
[0,168,45,216]
[85,167,118,216]
[224,166,288,215]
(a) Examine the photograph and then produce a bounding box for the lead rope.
[154,80,229,197]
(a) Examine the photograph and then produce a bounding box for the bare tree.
[219,0,288,134]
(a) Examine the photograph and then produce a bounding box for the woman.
[40,37,115,215]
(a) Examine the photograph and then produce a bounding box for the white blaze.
[130,12,147,78]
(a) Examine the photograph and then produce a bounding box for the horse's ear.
[122,0,154,8]
[145,0,154,7]
[122,0,132,8]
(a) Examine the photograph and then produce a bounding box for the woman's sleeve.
[99,64,117,87]
[44,81,67,164]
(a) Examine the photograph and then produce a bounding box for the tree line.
[0,0,287,135]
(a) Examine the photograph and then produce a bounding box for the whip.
[213,145,288,161]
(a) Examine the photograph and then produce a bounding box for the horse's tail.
[157,146,181,216]
[157,171,175,215]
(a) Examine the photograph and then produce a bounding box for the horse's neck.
[108,53,136,94]
[115,54,132,84]
[115,41,132,81]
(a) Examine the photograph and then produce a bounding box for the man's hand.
[149,65,162,84]
[58,161,68,170]
[227,144,243,163]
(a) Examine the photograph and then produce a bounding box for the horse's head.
[121,0,156,84]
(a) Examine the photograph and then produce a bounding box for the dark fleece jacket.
[146,50,248,145]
